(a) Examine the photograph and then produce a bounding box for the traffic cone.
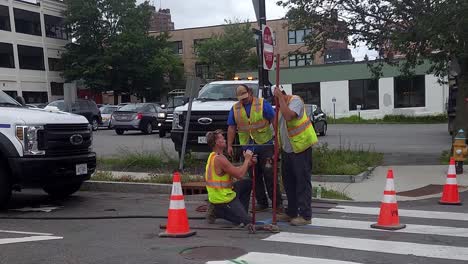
[371,169,406,230]
[159,171,196,238]
[439,157,462,205]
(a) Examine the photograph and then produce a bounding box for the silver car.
[99,105,119,128]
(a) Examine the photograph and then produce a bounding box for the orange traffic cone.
[439,157,462,205]
[159,171,196,238]
[371,169,406,230]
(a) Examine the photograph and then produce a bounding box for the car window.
[100,106,118,114]
[78,101,88,110]
[72,102,80,112]
[145,105,156,113]
[119,104,144,112]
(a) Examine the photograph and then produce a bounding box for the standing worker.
[205,130,255,226]
[227,84,283,212]
[273,85,318,226]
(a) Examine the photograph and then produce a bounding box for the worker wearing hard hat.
[272,85,318,226]
[226,84,283,213]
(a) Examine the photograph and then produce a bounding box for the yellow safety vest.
[233,97,273,145]
[281,95,318,153]
[205,152,236,204]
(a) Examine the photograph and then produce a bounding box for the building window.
[50,82,64,96]
[292,82,321,107]
[394,75,425,108]
[172,41,183,54]
[349,79,379,110]
[324,49,354,64]
[18,45,45,70]
[195,63,214,80]
[48,58,63,71]
[14,8,41,36]
[44,15,68,40]
[0,42,15,68]
[193,38,208,54]
[288,29,312,44]
[288,54,313,67]
[22,91,48,104]
[0,5,11,31]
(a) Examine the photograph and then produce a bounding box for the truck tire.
[159,129,166,138]
[0,162,12,209]
[43,182,82,199]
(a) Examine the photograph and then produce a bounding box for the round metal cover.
[180,246,246,261]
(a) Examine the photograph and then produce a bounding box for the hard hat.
[271,85,285,96]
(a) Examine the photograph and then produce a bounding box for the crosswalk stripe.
[330,205,468,221]
[0,230,53,236]
[206,252,363,264]
[312,218,468,238]
[264,232,468,261]
[0,236,63,245]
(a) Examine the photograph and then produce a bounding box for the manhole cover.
[180,246,246,261]
[397,184,444,197]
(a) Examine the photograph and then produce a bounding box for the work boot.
[206,203,216,224]
[290,216,311,226]
[276,213,292,222]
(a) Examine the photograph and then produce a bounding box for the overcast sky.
[140,0,377,61]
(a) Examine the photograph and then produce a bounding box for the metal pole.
[178,77,199,171]
[257,0,269,98]
[272,54,280,225]
[251,165,256,225]
[333,103,336,123]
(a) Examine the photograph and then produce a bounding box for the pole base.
[159,231,196,238]
[455,161,464,174]
[371,223,406,230]
[439,200,462,205]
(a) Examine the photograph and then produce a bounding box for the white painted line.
[264,232,468,261]
[330,205,468,221]
[206,252,363,264]
[0,230,53,236]
[312,218,468,238]
[0,236,63,245]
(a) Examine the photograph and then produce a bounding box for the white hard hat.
[271,85,285,95]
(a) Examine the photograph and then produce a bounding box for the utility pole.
[253,0,271,98]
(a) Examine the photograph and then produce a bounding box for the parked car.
[99,105,119,128]
[306,104,327,136]
[45,99,102,131]
[111,103,163,135]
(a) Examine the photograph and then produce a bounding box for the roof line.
[152,18,286,33]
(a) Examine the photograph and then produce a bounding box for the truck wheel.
[91,118,99,131]
[159,129,166,138]
[43,182,82,199]
[115,129,125,135]
[0,162,12,209]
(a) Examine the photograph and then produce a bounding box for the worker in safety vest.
[227,84,283,212]
[205,129,255,226]
[273,85,318,226]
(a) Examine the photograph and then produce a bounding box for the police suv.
[0,90,96,208]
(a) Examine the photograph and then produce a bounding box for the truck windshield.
[197,83,259,101]
[0,90,21,107]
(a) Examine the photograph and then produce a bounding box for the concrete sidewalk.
[314,165,468,202]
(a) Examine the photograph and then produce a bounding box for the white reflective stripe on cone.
[448,165,456,175]
[170,200,186,210]
[384,179,395,191]
[445,178,458,185]
[382,194,397,203]
[171,182,183,195]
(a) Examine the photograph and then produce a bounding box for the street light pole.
[255,0,270,98]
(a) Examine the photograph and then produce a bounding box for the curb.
[81,181,172,194]
[312,167,375,183]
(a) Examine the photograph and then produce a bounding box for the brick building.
[149,7,174,33]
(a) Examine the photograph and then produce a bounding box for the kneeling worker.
[205,129,255,226]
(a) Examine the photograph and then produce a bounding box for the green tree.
[195,20,257,80]
[278,0,468,137]
[61,0,183,100]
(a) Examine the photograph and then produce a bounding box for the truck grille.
[180,111,229,131]
[42,124,92,157]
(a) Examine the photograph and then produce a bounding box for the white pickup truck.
[0,90,96,208]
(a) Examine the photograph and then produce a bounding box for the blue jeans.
[213,179,252,225]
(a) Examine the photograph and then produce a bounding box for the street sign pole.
[252,0,270,98]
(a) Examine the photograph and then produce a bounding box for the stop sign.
[262,25,274,70]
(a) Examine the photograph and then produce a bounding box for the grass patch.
[313,186,352,200]
[91,171,204,184]
[440,150,451,165]
[313,144,383,175]
[330,114,447,124]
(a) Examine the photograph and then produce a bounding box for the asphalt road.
[93,123,451,165]
[1,190,468,264]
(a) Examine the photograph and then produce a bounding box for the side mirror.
[15,96,26,106]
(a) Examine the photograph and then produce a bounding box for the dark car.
[111,103,162,135]
[45,99,102,131]
[306,104,327,136]
[157,96,187,138]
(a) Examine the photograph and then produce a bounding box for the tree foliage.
[278,0,468,135]
[61,0,183,99]
[195,20,257,79]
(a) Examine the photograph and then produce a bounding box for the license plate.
[76,164,88,175]
[198,136,207,144]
